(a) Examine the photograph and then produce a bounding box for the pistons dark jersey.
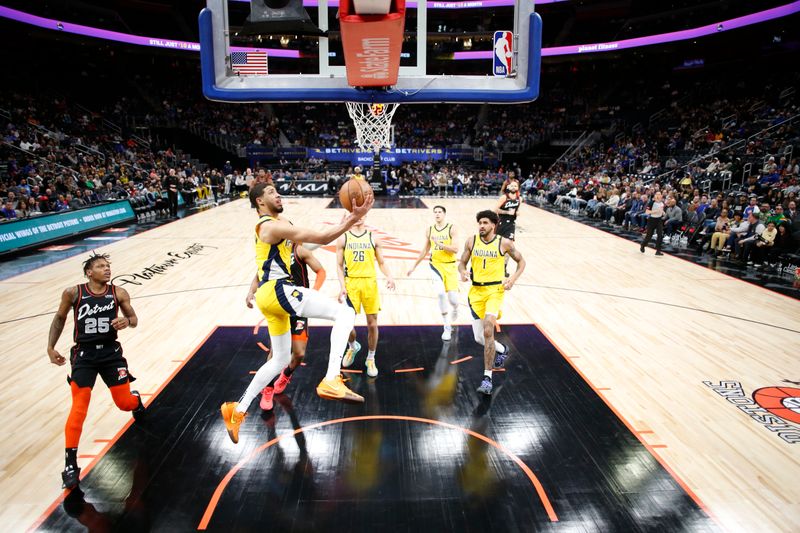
[290,243,310,289]
[499,196,520,221]
[73,283,119,344]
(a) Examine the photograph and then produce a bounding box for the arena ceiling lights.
[1,1,798,59]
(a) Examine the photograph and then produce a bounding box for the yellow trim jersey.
[255,215,293,285]
[429,223,456,264]
[470,234,505,285]
[343,230,377,278]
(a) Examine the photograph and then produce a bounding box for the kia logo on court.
[276,182,327,195]
[704,380,800,444]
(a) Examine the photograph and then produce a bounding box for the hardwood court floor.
[1,197,799,532]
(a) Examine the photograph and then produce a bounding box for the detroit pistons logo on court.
[753,386,800,426]
[493,31,513,77]
[704,380,800,444]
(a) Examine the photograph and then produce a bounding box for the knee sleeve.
[109,383,140,411]
[471,319,485,345]
[447,291,459,308]
[270,331,293,366]
[238,332,292,411]
[66,382,92,448]
[297,288,350,322]
[437,292,449,315]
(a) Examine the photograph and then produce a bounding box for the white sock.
[367,350,376,361]
[237,332,291,412]
[442,313,451,327]
[483,370,492,378]
[349,340,358,350]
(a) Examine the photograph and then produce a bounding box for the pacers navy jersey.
[73,283,119,344]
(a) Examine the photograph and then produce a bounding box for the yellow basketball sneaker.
[366,358,378,378]
[317,375,364,403]
[342,340,361,368]
[220,402,247,443]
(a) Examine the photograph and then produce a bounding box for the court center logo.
[704,380,800,444]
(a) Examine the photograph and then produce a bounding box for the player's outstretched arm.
[47,286,77,366]
[265,192,374,245]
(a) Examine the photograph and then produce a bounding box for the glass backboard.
[199,0,541,103]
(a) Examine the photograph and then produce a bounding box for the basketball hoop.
[346,102,399,153]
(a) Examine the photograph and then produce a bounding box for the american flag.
[231,51,268,76]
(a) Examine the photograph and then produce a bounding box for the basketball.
[339,178,372,212]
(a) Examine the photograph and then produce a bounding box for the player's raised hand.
[351,189,374,218]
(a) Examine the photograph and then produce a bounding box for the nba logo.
[493,31,513,77]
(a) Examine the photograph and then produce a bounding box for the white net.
[346,102,400,152]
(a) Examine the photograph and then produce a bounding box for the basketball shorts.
[468,285,504,320]
[69,341,134,389]
[497,219,516,240]
[429,261,459,292]
[290,316,309,342]
[345,277,380,315]
[256,280,311,336]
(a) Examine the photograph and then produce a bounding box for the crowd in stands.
[93,72,586,154]
[525,79,800,270]
[0,92,237,222]
[3,68,799,278]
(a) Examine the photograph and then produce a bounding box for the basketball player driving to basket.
[220,182,374,444]
[246,243,327,411]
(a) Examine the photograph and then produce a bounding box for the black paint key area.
[38,325,717,532]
